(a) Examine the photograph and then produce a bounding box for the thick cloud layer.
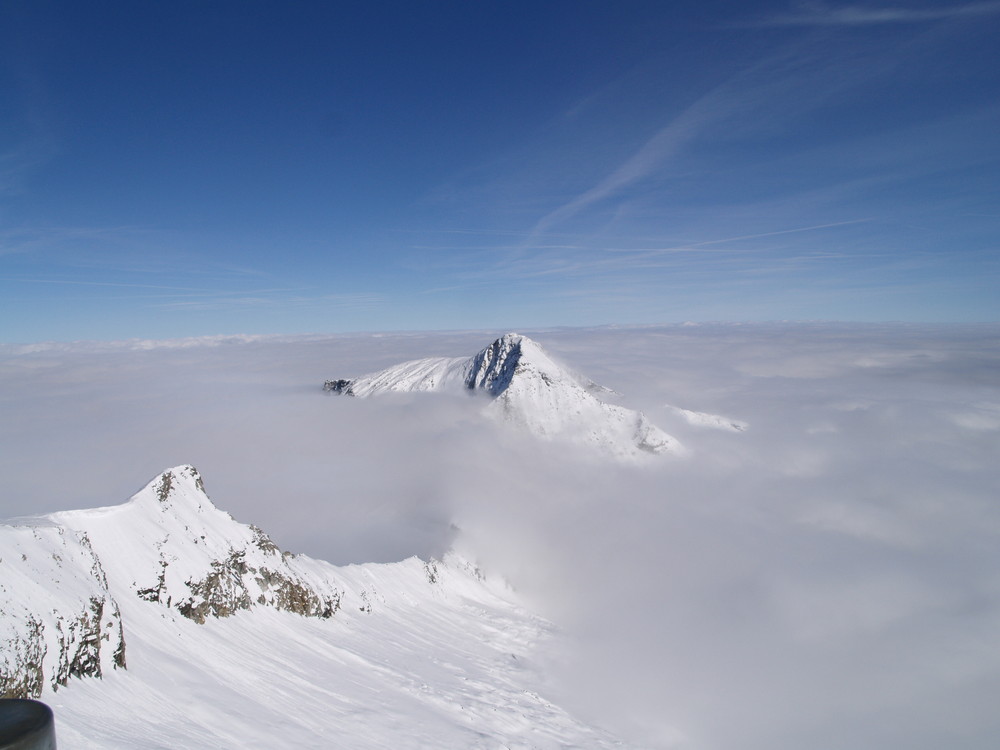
[2,324,999,749]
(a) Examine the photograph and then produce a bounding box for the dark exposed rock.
[1,594,126,699]
[323,379,355,395]
[112,615,127,670]
[465,334,523,396]
[250,525,280,556]
[177,550,254,623]
[358,590,372,614]
[155,471,174,503]
[1,522,127,699]
[0,618,46,699]
[424,559,439,584]
[170,548,342,623]
[255,568,340,619]
[2,465,351,699]
[136,558,169,603]
[54,598,105,688]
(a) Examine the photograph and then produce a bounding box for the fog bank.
[2,324,999,749]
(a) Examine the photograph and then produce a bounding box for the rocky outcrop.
[0,618,46,699]
[1,466,501,707]
[173,547,342,624]
[322,378,354,394]
[0,464,640,750]
[0,466,348,696]
[50,467,348,626]
[52,596,126,688]
[0,526,126,698]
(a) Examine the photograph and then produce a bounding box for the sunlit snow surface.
[2,324,1000,750]
[328,332,682,460]
[664,405,748,432]
[4,467,628,749]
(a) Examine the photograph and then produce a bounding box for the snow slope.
[326,332,681,460]
[1,466,633,749]
[0,521,125,699]
[665,404,749,432]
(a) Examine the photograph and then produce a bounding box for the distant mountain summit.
[466,332,542,395]
[325,333,682,460]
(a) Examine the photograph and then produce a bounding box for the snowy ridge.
[0,466,636,748]
[0,522,125,698]
[326,332,682,460]
[48,466,344,624]
[336,354,469,396]
[666,404,749,432]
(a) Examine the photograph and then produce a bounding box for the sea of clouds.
[2,323,999,750]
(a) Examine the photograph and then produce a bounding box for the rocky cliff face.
[1,467,637,749]
[464,333,525,395]
[2,466,364,696]
[324,333,683,460]
[0,524,126,698]
[49,466,346,625]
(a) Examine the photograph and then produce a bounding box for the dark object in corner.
[323,379,354,395]
[0,700,56,750]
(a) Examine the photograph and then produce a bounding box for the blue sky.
[1,1,998,342]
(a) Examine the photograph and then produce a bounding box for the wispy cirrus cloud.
[154,292,384,312]
[0,225,140,258]
[3,270,382,317]
[528,86,731,238]
[0,12,60,199]
[751,0,1000,27]
[526,38,890,239]
[525,3,996,248]
[0,225,274,283]
[417,219,878,298]
[604,219,877,252]
[0,276,257,293]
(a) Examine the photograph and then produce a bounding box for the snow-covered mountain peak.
[325,333,683,461]
[46,466,342,626]
[2,463,638,748]
[130,464,212,514]
[149,464,206,502]
[465,332,541,395]
[56,465,216,527]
